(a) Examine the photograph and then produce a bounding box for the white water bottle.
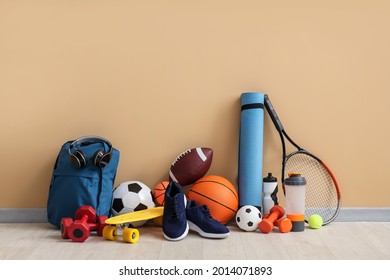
[263,173,278,215]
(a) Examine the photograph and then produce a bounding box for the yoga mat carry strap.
[238,92,265,211]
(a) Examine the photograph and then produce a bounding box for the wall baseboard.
[0,208,47,223]
[334,207,390,222]
[0,207,389,223]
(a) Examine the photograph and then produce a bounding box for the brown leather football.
[169,147,213,186]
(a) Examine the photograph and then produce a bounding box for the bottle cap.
[284,172,306,186]
[263,172,277,183]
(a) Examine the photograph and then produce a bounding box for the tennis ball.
[308,214,323,229]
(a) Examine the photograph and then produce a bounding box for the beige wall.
[1,0,389,208]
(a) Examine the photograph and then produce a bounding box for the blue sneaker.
[162,181,189,241]
[186,200,230,238]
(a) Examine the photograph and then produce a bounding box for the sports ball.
[236,205,262,231]
[308,214,323,229]
[152,181,169,206]
[111,181,155,227]
[188,175,238,224]
[169,147,213,186]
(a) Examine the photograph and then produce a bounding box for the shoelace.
[200,205,214,221]
[171,149,191,166]
[170,199,181,220]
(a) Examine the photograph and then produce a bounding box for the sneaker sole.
[163,222,189,241]
[188,221,230,239]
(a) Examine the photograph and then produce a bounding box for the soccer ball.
[111,181,155,227]
[235,205,262,231]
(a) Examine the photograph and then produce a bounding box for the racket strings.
[284,153,339,224]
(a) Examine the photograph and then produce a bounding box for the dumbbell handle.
[73,215,98,231]
[74,215,107,233]
[263,214,277,221]
[266,211,280,223]
[78,214,89,223]
[263,214,287,226]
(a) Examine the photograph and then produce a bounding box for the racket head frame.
[264,94,341,225]
[283,149,341,225]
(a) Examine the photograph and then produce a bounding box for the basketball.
[152,181,169,206]
[188,175,239,224]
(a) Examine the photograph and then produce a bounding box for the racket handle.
[264,94,284,132]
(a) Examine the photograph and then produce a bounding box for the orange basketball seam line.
[192,180,238,199]
[153,193,164,200]
[188,190,237,213]
[154,182,168,191]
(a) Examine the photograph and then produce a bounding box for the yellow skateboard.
[103,207,164,243]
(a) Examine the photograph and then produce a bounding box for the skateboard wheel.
[123,228,139,243]
[60,218,73,239]
[75,206,96,224]
[103,226,118,241]
[96,216,108,236]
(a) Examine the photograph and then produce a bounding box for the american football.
[169,147,213,186]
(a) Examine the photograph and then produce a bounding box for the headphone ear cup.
[93,149,112,168]
[93,149,105,167]
[70,150,87,168]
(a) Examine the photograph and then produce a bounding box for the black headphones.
[68,136,113,168]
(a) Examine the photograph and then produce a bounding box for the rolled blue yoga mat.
[238,92,264,211]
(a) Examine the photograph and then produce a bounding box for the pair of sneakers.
[162,181,229,241]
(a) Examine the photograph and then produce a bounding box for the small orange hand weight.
[258,205,285,233]
[273,217,292,233]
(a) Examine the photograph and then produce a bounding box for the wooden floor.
[0,222,389,260]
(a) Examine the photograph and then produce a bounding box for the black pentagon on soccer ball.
[237,217,241,223]
[128,183,142,193]
[247,221,253,227]
[134,203,148,212]
[112,198,124,213]
[245,208,252,213]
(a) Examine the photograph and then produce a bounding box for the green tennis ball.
[308,214,323,229]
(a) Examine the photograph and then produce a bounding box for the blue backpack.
[47,136,120,227]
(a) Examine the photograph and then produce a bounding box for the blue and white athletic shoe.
[162,181,189,241]
[186,200,230,238]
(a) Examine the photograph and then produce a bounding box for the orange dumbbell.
[273,217,292,233]
[258,205,285,234]
[263,213,293,233]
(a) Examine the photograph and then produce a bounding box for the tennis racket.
[264,94,341,225]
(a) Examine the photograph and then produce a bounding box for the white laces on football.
[172,149,191,166]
